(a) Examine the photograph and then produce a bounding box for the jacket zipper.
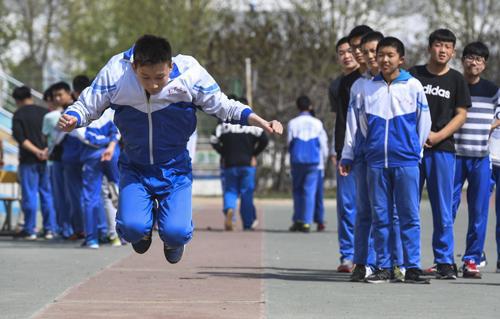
[146,91,154,165]
[384,84,390,168]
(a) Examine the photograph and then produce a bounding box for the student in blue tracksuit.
[340,37,432,284]
[344,31,404,282]
[52,82,87,239]
[410,29,471,280]
[452,42,499,278]
[74,109,120,248]
[59,34,283,263]
[288,96,328,232]
[334,25,373,272]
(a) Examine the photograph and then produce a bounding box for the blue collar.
[373,69,411,83]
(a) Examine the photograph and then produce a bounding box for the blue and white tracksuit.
[65,49,253,248]
[341,70,431,269]
[343,74,404,268]
[288,112,328,226]
[73,109,121,245]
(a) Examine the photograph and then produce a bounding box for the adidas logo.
[423,84,450,99]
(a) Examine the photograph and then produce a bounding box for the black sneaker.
[365,269,391,284]
[164,244,184,264]
[436,263,457,279]
[289,222,302,232]
[350,264,366,282]
[404,268,430,284]
[132,232,152,254]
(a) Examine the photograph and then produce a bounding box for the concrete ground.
[1,196,499,319]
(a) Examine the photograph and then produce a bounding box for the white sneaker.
[44,231,54,240]
[26,234,37,240]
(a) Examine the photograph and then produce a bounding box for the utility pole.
[245,57,253,107]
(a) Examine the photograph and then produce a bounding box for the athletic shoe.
[478,251,487,268]
[436,263,457,280]
[496,261,500,273]
[132,231,152,254]
[110,235,122,247]
[84,240,99,249]
[391,266,405,283]
[365,269,391,284]
[404,268,430,284]
[462,260,481,279]
[289,222,310,232]
[350,264,366,282]
[68,232,85,241]
[250,219,259,230]
[164,244,184,264]
[225,209,234,231]
[316,223,326,232]
[13,230,36,240]
[44,231,54,240]
[337,259,354,273]
[422,264,437,275]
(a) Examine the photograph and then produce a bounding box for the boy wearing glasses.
[454,42,499,278]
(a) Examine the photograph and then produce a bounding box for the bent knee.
[116,219,152,243]
[159,224,193,247]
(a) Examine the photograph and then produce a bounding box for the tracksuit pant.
[63,162,84,235]
[18,163,56,235]
[291,163,319,226]
[491,165,500,262]
[420,150,455,264]
[116,157,193,248]
[314,169,325,224]
[223,166,257,229]
[336,166,356,262]
[367,166,421,269]
[81,147,120,244]
[452,156,490,264]
[49,161,72,237]
[354,160,403,267]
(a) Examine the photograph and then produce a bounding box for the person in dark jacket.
[210,97,269,230]
[12,86,56,240]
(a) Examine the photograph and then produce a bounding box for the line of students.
[12,77,122,249]
[331,26,500,283]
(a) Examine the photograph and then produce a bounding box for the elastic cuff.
[65,111,81,126]
[239,108,253,126]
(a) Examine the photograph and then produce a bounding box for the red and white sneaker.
[422,264,437,275]
[462,259,481,279]
[337,259,354,273]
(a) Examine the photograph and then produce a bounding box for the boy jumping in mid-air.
[59,34,283,263]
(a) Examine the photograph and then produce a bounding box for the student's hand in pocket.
[339,163,351,176]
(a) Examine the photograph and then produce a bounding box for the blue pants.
[491,166,500,261]
[336,166,356,262]
[81,148,120,243]
[49,161,72,237]
[116,160,193,248]
[367,166,421,269]
[452,156,490,264]
[63,162,84,234]
[223,166,257,229]
[420,150,455,264]
[292,164,319,225]
[314,170,325,224]
[18,163,56,235]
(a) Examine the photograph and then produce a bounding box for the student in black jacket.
[12,86,56,240]
[210,97,269,230]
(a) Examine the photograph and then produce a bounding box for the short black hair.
[12,86,32,101]
[43,86,53,102]
[51,81,71,93]
[133,34,172,66]
[72,75,91,94]
[361,31,384,46]
[348,25,373,42]
[428,29,456,47]
[462,41,489,61]
[336,36,350,52]
[296,95,311,111]
[377,37,405,57]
